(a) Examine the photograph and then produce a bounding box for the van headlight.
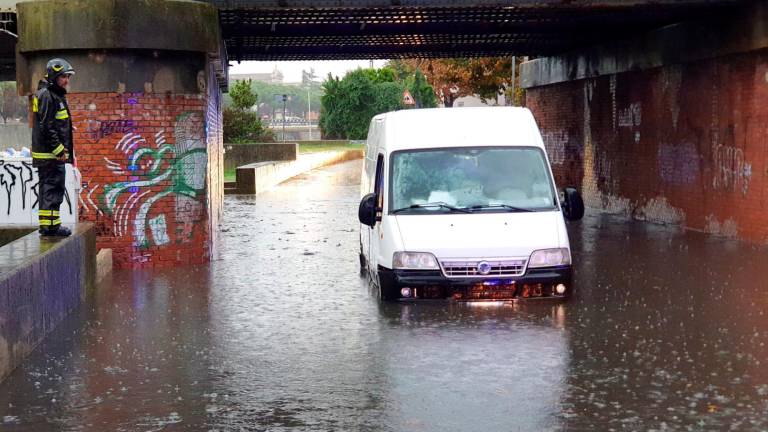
[528,248,571,268]
[393,252,439,270]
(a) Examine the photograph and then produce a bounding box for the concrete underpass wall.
[523,3,768,243]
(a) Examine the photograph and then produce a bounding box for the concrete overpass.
[3,0,765,267]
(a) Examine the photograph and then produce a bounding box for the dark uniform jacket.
[31,80,73,167]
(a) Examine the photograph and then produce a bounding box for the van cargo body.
[358,107,584,301]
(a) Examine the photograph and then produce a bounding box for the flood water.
[2,160,768,431]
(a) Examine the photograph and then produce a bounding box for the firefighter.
[32,58,75,237]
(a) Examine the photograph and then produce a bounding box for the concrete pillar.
[16,0,226,268]
[520,2,768,244]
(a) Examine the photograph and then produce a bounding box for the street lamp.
[274,94,289,142]
[307,86,312,141]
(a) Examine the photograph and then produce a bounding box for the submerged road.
[2,160,768,431]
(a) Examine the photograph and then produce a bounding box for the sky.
[228,60,388,83]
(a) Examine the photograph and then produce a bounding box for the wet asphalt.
[1,160,768,431]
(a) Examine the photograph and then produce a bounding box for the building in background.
[230,66,284,84]
[451,93,508,108]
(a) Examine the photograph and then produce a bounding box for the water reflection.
[0,161,768,431]
[374,301,570,432]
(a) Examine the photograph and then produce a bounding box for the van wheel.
[563,187,585,221]
[359,244,367,275]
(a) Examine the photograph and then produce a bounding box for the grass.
[297,140,364,154]
[224,140,364,183]
[224,168,236,183]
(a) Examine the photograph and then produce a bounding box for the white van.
[358,107,584,301]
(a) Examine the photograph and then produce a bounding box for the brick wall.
[71,91,217,268]
[206,65,224,259]
[527,49,768,243]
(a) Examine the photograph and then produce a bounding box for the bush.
[319,68,408,140]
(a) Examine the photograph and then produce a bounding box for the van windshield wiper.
[392,202,471,214]
[465,204,536,212]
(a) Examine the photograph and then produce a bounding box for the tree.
[229,79,258,110]
[390,59,472,107]
[465,57,513,104]
[319,68,405,140]
[408,70,438,109]
[389,58,516,107]
[223,79,272,143]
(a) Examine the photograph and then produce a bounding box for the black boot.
[40,225,72,237]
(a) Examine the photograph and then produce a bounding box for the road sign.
[402,89,415,106]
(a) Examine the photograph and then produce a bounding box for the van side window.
[374,154,384,219]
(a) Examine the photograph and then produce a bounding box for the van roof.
[372,107,543,153]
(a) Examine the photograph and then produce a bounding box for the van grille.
[440,259,527,278]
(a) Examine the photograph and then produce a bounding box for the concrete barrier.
[224,143,299,172]
[233,149,363,195]
[0,223,96,382]
[0,159,79,225]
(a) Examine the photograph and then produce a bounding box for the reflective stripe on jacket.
[31,81,73,166]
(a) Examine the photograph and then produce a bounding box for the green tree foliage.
[408,70,438,109]
[371,82,405,114]
[223,79,272,143]
[388,58,519,107]
[229,79,258,110]
[319,67,434,140]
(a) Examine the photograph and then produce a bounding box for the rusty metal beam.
[218,0,740,60]
[211,0,738,8]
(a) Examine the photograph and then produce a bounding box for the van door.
[366,154,385,276]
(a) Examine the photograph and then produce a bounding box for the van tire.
[359,242,367,275]
[563,187,585,221]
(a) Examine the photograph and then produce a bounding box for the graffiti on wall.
[712,144,752,196]
[618,102,642,144]
[80,111,207,256]
[658,142,701,186]
[85,119,136,141]
[541,130,568,166]
[618,103,642,128]
[0,159,76,224]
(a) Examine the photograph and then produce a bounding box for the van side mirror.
[562,187,585,221]
[358,193,378,227]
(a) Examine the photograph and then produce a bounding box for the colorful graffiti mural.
[78,110,207,260]
[69,89,219,268]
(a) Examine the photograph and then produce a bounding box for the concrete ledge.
[0,223,96,382]
[232,149,363,195]
[96,248,112,285]
[521,2,763,88]
[224,142,299,172]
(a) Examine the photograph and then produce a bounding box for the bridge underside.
[217,0,738,61]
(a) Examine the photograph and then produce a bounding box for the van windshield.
[389,147,557,214]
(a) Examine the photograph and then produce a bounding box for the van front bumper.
[378,266,572,301]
